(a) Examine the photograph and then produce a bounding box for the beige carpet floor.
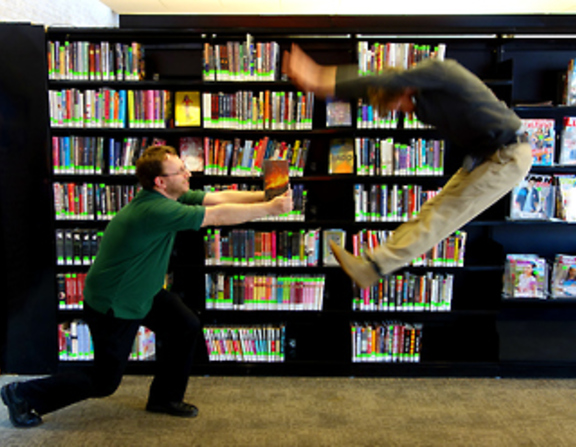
[1,374,576,446]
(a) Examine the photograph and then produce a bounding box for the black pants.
[17,289,201,415]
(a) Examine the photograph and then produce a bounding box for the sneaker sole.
[329,240,378,289]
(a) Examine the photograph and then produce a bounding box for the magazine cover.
[559,117,576,165]
[179,137,204,172]
[559,116,576,166]
[521,118,555,166]
[504,254,548,299]
[551,254,576,298]
[509,174,554,220]
[555,174,576,222]
[326,99,352,127]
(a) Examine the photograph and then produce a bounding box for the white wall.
[0,0,118,27]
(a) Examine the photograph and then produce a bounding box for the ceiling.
[98,0,576,16]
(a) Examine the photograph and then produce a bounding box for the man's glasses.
[159,167,190,177]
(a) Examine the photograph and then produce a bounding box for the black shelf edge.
[57,359,576,378]
[55,308,498,320]
[466,219,576,226]
[54,220,109,228]
[199,309,497,317]
[500,298,576,307]
[529,166,576,174]
[514,105,576,113]
[48,79,295,89]
[202,265,338,272]
[55,265,92,272]
[58,359,502,377]
[179,261,490,272]
[194,174,449,183]
[52,173,138,182]
[117,14,576,35]
[48,127,443,138]
[48,127,350,137]
[484,79,513,86]
[499,361,576,378]
[461,265,503,271]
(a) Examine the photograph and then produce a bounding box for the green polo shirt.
[84,188,206,319]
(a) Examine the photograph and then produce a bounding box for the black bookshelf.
[4,16,576,377]
[0,23,56,374]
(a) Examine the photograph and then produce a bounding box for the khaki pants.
[370,142,533,275]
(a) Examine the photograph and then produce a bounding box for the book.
[509,174,555,220]
[350,321,422,363]
[559,117,576,165]
[555,174,576,222]
[521,118,555,166]
[174,91,201,127]
[133,326,156,361]
[326,99,352,127]
[179,137,204,172]
[323,229,346,266]
[551,254,576,298]
[329,138,354,174]
[263,159,289,201]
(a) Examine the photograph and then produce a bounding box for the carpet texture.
[1,374,576,446]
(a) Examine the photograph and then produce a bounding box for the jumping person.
[283,44,532,288]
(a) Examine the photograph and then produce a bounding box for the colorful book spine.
[351,322,423,363]
[203,325,285,363]
[204,273,325,311]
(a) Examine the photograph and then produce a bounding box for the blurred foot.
[1,383,43,428]
[329,240,380,289]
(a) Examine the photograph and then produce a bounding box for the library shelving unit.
[5,15,576,376]
[0,23,55,374]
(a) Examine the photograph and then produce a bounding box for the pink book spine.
[146,90,153,128]
[53,137,60,172]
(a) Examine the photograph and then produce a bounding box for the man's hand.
[267,189,293,216]
[283,44,337,99]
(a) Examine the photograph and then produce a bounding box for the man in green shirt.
[283,44,532,289]
[2,145,293,428]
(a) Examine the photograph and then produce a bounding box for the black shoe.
[1,383,43,428]
[146,401,199,418]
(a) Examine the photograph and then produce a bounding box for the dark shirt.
[335,58,521,162]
